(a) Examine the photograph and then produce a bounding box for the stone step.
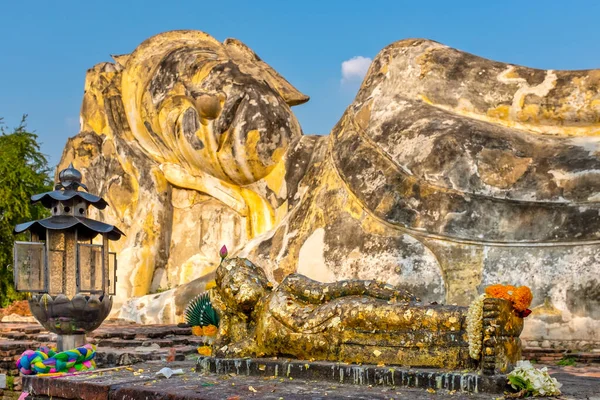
[523,347,565,354]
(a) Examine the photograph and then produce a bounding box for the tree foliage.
[0,116,52,307]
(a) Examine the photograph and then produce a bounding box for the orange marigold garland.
[202,324,218,337]
[197,346,212,356]
[485,284,533,317]
[191,326,203,336]
[485,284,515,301]
[512,286,533,313]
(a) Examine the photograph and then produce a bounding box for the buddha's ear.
[224,38,309,106]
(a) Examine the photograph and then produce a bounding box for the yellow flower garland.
[466,293,487,360]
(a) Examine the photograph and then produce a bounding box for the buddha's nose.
[193,93,226,120]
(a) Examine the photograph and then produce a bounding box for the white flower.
[508,360,562,396]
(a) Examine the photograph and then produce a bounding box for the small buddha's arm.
[210,289,263,357]
[278,274,417,304]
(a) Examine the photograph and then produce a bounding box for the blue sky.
[1,1,599,167]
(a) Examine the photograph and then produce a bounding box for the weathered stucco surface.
[60,32,600,343]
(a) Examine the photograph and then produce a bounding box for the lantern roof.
[31,190,108,210]
[14,216,125,241]
[30,164,108,210]
[13,164,124,241]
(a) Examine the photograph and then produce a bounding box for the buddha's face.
[217,258,270,313]
[121,31,308,186]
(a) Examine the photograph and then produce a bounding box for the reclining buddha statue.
[59,31,600,346]
[209,257,524,374]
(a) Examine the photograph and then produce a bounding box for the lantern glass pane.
[48,250,65,295]
[47,232,66,295]
[78,243,103,292]
[108,252,117,295]
[13,242,45,292]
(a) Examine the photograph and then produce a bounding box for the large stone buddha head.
[117,30,308,186]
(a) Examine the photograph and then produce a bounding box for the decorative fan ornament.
[185,292,219,328]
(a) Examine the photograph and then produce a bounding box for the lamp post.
[12,164,123,351]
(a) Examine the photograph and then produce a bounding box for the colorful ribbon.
[16,344,96,375]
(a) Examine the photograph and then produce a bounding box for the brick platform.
[1,322,599,398]
[0,322,203,391]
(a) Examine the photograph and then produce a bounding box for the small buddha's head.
[216,257,270,313]
[118,30,308,186]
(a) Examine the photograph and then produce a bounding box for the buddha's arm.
[211,290,262,356]
[279,274,417,304]
[159,162,274,237]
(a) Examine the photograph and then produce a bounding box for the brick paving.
[523,347,600,365]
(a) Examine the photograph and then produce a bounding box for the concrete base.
[196,357,509,394]
[56,334,85,352]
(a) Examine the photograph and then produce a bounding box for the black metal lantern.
[13,164,124,350]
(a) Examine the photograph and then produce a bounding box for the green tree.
[0,116,52,307]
